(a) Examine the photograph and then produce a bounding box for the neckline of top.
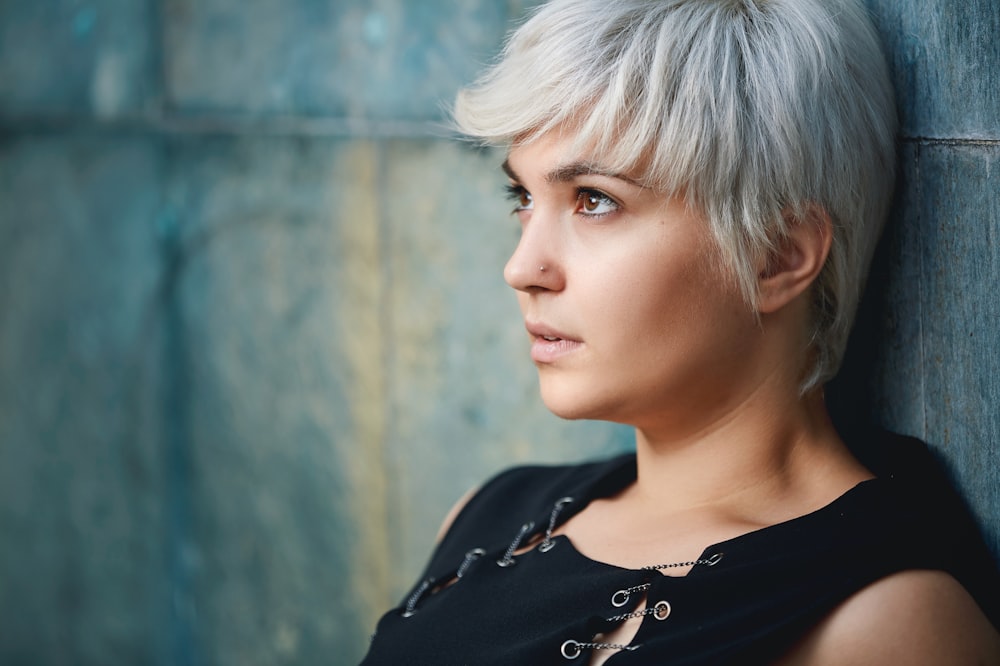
[540,452,883,574]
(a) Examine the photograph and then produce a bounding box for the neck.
[628,377,867,518]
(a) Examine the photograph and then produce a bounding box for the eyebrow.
[501,158,642,187]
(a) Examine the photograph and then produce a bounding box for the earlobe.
[757,204,833,314]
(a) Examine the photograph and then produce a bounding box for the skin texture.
[441,128,1000,664]
[773,570,1000,665]
[502,138,762,436]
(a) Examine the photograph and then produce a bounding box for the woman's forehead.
[505,128,653,187]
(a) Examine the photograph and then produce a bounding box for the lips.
[525,322,583,363]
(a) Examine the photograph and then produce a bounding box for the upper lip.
[525,321,580,342]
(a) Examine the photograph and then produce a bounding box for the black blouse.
[361,433,1000,665]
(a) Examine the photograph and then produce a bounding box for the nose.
[503,212,564,293]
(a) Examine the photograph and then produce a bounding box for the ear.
[757,204,832,314]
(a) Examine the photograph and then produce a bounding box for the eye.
[577,189,619,217]
[504,184,533,212]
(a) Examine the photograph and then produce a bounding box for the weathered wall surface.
[863,0,1000,559]
[0,1,996,664]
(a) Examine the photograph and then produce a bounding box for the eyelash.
[577,189,620,217]
[503,184,621,218]
[504,184,532,212]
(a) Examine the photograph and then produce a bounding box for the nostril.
[504,258,542,291]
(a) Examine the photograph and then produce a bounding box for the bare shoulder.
[435,485,479,542]
[776,569,1000,665]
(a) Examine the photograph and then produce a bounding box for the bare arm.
[776,570,1000,665]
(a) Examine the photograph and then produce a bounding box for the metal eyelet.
[456,548,486,578]
[652,600,671,620]
[537,497,574,553]
[561,640,583,660]
[706,552,724,566]
[611,583,650,608]
[560,638,640,660]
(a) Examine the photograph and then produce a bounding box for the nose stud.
[539,265,547,272]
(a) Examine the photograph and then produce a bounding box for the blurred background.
[0,0,996,664]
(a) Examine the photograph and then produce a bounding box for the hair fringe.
[453,0,897,391]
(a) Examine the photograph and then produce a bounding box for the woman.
[362,0,1000,663]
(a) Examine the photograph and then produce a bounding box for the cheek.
[615,244,715,318]
[614,244,749,349]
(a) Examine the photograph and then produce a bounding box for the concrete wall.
[865,0,1000,553]
[0,1,996,664]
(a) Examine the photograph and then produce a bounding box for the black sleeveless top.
[361,433,1000,665]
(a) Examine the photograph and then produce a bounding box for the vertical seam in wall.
[134,0,199,659]
[152,1,199,661]
[150,0,169,118]
[159,138,199,666]
[913,142,927,441]
[374,137,395,608]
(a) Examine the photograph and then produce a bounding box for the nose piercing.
[539,265,547,272]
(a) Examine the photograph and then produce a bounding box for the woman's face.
[503,130,762,435]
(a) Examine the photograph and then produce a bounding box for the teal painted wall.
[864,0,1000,555]
[0,1,996,664]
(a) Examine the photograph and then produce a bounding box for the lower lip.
[530,337,583,363]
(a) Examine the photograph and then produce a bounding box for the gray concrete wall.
[864,0,1000,556]
[0,1,996,664]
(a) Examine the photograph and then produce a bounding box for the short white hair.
[454,0,897,391]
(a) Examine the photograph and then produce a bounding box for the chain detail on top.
[561,639,640,660]
[496,521,536,567]
[538,496,575,553]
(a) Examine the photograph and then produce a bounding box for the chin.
[538,378,624,423]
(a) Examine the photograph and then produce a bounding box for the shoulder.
[776,570,1000,665]
[746,431,1000,664]
[424,453,634,574]
[445,453,633,534]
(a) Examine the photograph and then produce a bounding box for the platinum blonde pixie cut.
[454,0,897,391]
